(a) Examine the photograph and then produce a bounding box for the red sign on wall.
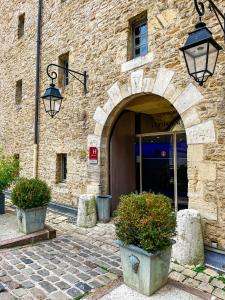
[89,147,98,164]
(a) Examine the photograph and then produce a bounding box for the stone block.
[213,287,225,299]
[169,271,185,282]
[163,83,182,104]
[121,52,154,72]
[186,120,216,145]
[198,282,214,293]
[211,278,225,289]
[172,209,204,265]
[107,82,122,106]
[152,68,175,96]
[103,99,115,116]
[183,278,200,288]
[195,272,210,283]
[173,83,203,114]
[120,83,132,100]
[181,107,201,129]
[142,78,155,94]
[130,69,144,94]
[198,162,216,181]
[93,107,107,126]
[181,269,197,278]
[77,194,97,228]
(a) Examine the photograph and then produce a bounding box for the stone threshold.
[0,224,56,250]
[169,278,219,300]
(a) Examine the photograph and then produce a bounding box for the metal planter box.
[16,206,47,234]
[116,240,172,296]
[96,195,112,223]
[0,193,5,215]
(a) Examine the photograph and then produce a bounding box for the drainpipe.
[33,0,43,178]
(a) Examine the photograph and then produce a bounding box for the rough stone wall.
[0,0,225,247]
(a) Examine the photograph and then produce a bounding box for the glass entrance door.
[136,132,188,211]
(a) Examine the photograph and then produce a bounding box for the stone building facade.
[0,0,225,248]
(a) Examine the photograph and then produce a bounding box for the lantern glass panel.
[54,98,62,113]
[207,42,219,74]
[43,97,51,113]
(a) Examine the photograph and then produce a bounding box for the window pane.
[135,37,140,46]
[140,34,147,45]
[135,26,140,35]
[140,45,148,55]
[135,48,140,56]
[140,23,147,34]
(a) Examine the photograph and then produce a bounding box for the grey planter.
[96,195,112,223]
[116,240,172,296]
[16,206,47,234]
[0,193,5,214]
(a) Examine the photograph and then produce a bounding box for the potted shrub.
[115,193,176,296]
[0,151,19,214]
[12,177,51,234]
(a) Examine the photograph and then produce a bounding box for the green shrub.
[0,150,19,193]
[11,177,51,209]
[115,193,176,253]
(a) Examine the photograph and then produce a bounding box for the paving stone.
[183,278,200,288]
[0,283,6,292]
[57,262,68,269]
[62,274,79,284]
[88,280,103,289]
[37,269,50,276]
[0,291,15,300]
[94,267,108,274]
[48,291,70,300]
[170,262,185,272]
[97,275,111,284]
[76,273,91,281]
[88,271,99,277]
[195,272,210,283]
[67,287,83,298]
[22,281,35,289]
[15,264,25,270]
[52,269,66,276]
[67,267,80,275]
[0,271,6,277]
[45,264,57,271]
[55,281,71,290]
[105,272,118,280]
[198,282,214,294]
[38,281,57,293]
[7,269,19,276]
[204,268,219,277]
[0,276,11,283]
[182,269,197,278]
[213,287,225,299]
[21,268,35,276]
[30,263,41,270]
[211,278,225,289]
[169,271,186,282]
[75,282,92,292]
[46,276,60,283]
[30,275,43,282]
[12,288,27,297]
[14,274,27,282]
[108,268,123,276]
[30,287,47,300]
[20,258,33,265]
[84,261,97,269]
[6,281,21,290]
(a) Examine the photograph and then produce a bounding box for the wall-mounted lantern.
[180,0,224,86]
[42,64,88,118]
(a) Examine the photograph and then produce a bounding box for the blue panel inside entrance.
[205,250,225,272]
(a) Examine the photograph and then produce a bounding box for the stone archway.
[87,67,216,221]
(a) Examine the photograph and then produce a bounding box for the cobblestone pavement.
[1,208,225,299]
[170,260,225,299]
[0,209,121,299]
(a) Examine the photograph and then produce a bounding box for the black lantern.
[180,22,222,86]
[41,84,63,118]
[42,64,88,118]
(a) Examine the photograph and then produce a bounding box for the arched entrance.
[109,94,188,211]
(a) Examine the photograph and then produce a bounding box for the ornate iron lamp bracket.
[46,64,88,93]
[194,0,225,42]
